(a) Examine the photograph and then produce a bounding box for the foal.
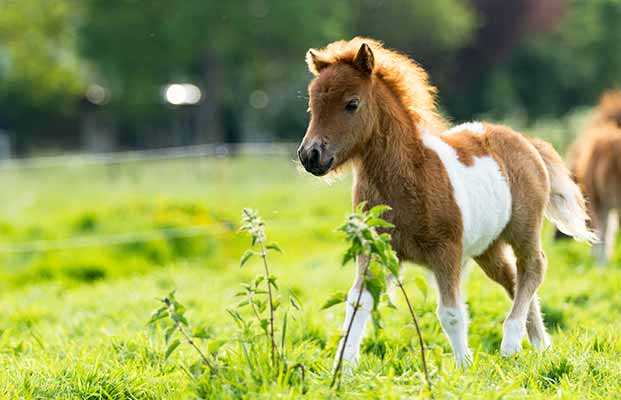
[567,90,621,264]
[298,38,595,367]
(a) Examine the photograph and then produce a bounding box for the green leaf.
[208,339,226,354]
[366,217,394,228]
[289,295,301,311]
[268,275,278,289]
[164,324,177,343]
[321,292,347,310]
[385,256,400,277]
[365,276,385,310]
[341,247,356,266]
[148,307,168,324]
[368,204,392,217]
[192,326,212,340]
[371,309,383,330]
[414,275,428,299]
[260,318,269,333]
[172,314,189,326]
[355,201,367,213]
[165,339,181,360]
[173,301,186,315]
[227,309,243,324]
[240,250,255,268]
[266,242,283,253]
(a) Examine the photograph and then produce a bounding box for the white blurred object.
[86,84,110,105]
[164,83,202,105]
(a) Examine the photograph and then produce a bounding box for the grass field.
[1,153,620,399]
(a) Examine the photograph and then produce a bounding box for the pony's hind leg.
[335,255,374,370]
[501,234,547,357]
[475,241,550,351]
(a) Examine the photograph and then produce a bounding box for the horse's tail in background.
[528,137,598,243]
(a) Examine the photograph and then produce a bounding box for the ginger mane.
[308,37,447,133]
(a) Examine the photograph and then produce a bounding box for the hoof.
[501,319,525,357]
[455,349,473,368]
[531,333,552,352]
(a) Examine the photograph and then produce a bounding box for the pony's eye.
[345,99,359,113]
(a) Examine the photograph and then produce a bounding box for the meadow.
[1,151,620,399]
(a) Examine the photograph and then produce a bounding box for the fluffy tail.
[529,137,598,243]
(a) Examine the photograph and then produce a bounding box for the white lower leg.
[501,318,526,356]
[437,303,471,366]
[594,210,610,265]
[335,287,374,369]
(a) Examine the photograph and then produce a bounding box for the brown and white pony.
[567,90,621,264]
[297,38,594,367]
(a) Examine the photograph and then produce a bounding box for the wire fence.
[0,142,298,171]
[0,142,335,255]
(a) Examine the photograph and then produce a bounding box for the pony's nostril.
[309,148,320,165]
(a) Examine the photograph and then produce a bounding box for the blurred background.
[1,0,620,156]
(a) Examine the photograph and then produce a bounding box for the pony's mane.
[309,37,447,133]
[597,90,621,117]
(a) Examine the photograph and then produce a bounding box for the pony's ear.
[354,43,374,75]
[306,49,331,76]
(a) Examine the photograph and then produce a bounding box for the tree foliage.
[1,0,620,151]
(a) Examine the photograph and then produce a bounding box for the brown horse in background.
[567,90,621,264]
[297,38,594,368]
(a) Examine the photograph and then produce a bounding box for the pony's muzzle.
[298,142,334,176]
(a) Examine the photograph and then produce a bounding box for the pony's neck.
[357,90,430,189]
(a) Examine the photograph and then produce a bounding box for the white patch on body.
[422,130,512,259]
[444,121,485,136]
[437,304,472,366]
[501,318,526,356]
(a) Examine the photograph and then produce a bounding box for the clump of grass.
[148,290,215,372]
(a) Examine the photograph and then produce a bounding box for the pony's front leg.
[433,257,472,367]
[335,255,374,371]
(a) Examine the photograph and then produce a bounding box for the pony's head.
[297,38,443,176]
[298,40,378,176]
[598,90,621,128]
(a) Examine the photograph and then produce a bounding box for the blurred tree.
[449,0,621,120]
[79,0,349,144]
[2,0,621,151]
[0,0,85,151]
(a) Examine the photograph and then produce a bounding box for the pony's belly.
[420,131,512,260]
[459,156,512,258]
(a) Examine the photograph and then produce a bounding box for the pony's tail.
[528,137,598,243]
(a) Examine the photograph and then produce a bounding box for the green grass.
[1,154,620,399]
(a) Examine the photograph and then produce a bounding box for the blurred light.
[86,84,109,105]
[249,90,269,109]
[164,83,202,105]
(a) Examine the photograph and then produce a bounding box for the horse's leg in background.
[605,210,619,262]
[335,255,374,369]
[475,241,550,351]
[433,254,472,366]
[593,206,611,265]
